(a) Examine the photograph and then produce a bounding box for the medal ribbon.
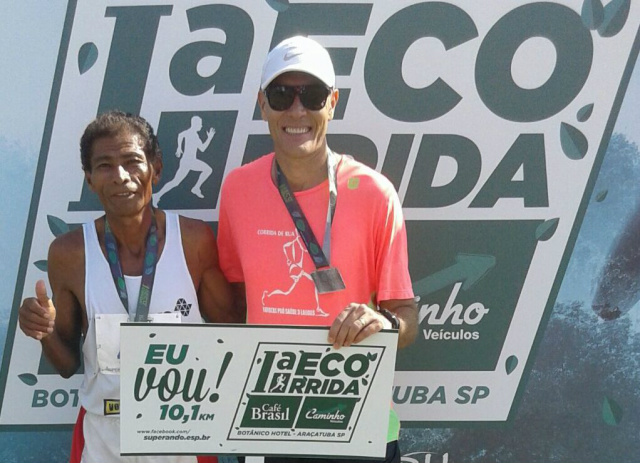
[104,212,159,321]
[275,150,338,268]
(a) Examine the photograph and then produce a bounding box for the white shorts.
[81,411,198,463]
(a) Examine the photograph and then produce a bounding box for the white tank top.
[80,212,201,415]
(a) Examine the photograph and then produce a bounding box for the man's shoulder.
[50,227,84,254]
[174,213,217,276]
[175,213,216,251]
[223,153,273,188]
[48,227,85,272]
[338,154,396,196]
[176,213,213,237]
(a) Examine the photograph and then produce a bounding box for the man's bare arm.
[19,233,84,378]
[182,218,242,323]
[380,298,418,348]
[230,282,247,323]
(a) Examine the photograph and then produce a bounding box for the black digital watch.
[378,308,400,330]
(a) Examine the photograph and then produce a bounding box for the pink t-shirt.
[217,153,414,325]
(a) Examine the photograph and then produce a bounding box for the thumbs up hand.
[36,280,56,321]
[19,280,56,340]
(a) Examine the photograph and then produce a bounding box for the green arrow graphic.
[412,253,496,297]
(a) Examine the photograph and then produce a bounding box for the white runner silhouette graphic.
[154,116,214,203]
[269,373,287,392]
[262,231,329,317]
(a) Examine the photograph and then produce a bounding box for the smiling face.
[258,71,339,164]
[85,131,161,219]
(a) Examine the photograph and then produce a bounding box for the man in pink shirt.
[217,36,418,463]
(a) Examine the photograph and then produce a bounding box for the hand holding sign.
[328,303,390,349]
[18,279,56,340]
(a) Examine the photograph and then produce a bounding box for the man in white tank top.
[18,111,243,463]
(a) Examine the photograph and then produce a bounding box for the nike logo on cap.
[284,50,302,61]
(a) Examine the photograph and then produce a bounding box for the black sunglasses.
[264,84,332,111]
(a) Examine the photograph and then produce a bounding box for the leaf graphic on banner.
[78,42,98,74]
[595,189,608,202]
[560,122,589,160]
[505,355,518,375]
[34,260,48,272]
[47,215,69,237]
[602,396,623,425]
[598,0,630,37]
[577,103,594,122]
[581,0,605,29]
[18,374,38,386]
[266,0,289,13]
[536,218,559,241]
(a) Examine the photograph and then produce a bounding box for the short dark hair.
[80,110,161,172]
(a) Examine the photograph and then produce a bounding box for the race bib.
[95,312,181,375]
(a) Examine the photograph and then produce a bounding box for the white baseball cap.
[260,36,335,90]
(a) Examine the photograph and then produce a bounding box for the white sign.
[120,324,398,459]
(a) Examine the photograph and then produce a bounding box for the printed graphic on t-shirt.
[174,297,192,316]
[261,230,329,318]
